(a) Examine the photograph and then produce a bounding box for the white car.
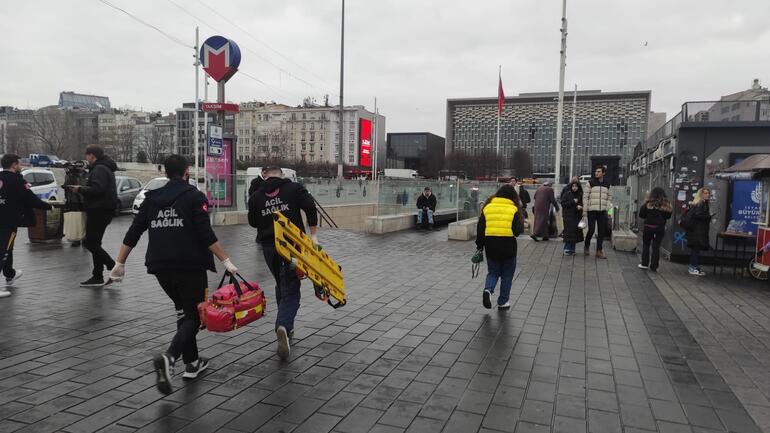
[22,168,59,201]
[132,177,169,214]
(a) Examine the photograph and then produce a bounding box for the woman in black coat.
[685,187,711,276]
[560,180,584,255]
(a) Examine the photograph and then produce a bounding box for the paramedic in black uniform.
[109,155,238,395]
[248,166,318,361]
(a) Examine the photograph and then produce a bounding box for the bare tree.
[510,148,533,178]
[30,108,79,159]
[5,125,34,156]
[137,125,170,164]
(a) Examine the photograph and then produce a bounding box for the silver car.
[116,176,142,214]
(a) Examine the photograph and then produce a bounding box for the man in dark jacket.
[109,155,238,395]
[248,166,318,361]
[69,145,118,287]
[416,187,437,229]
[0,154,53,297]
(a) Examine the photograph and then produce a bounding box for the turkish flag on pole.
[497,73,505,116]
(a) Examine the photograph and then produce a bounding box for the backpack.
[679,207,694,230]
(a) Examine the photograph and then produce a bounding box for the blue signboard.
[730,156,761,235]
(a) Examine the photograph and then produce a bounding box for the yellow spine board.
[272,212,346,306]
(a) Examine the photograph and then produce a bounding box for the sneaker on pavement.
[0,289,10,298]
[584,249,590,256]
[80,276,106,287]
[530,235,539,242]
[482,290,492,309]
[276,326,291,360]
[638,264,648,269]
[153,354,174,395]
[182,357,209,379]
[688,267,701,276]
[5,270,22,286]
[498,302,511,310]
[596,250,607,259]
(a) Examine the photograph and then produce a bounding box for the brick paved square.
[0,220,768,432]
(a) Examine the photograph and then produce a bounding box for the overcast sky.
[1,0,768,135]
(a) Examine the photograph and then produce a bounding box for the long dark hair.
[495,184,521,205]
[646,187,672,211]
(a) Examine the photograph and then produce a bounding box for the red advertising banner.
[359,118,372,168]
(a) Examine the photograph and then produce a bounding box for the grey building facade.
[446,90,651,183]
[386,132,445,178]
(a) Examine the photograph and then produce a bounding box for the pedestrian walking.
[531,181,559,241]
[109,155,238,395]
[0,154,53,297]
[560,179,584,255]
[583,166,613,259]
[68,145,118,287]
[684,187,711,276]
[248,166,318,360]
[638,187,672,272]
[476,184,524,310]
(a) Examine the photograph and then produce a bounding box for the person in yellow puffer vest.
[475,184,525,310]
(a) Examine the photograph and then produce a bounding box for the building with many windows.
[446,90,651,183]
[235,102,385,167]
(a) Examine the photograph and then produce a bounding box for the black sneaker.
[5,270,22,286]
[80,276,106,287]
[483,290,492,309]
[153,354,174,395]
[182,357,209,379]
[276,326,291,360]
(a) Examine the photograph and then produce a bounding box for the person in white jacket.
[582,166,613,259]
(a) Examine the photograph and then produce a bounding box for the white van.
[22,168,59,201]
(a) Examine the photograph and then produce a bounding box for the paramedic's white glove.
[222,258,238,274]
[311,234,319,245]
[110,262,125,282]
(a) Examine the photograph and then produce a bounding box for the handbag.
[198,272,266,333]
[578,216,587,230]
[64,211,86,241]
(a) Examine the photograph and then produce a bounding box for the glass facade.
[447,91,650,183]
[59,92,111,110]
[386,133,445,178]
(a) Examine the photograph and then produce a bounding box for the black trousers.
[85,210,115,278]
[0,228,17,279]
[156,270,207,364]
[641,225,665,270]
[585,211,608,252]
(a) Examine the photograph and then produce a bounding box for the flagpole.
[496,65,501,180]
[554,0,568,185]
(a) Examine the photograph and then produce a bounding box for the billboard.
[730,155,760,234]
[206,137,233,207]
[359,118,372,168]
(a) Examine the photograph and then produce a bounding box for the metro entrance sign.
[200,36,241,83]
[202,103,239,113]
[208,125,223,157]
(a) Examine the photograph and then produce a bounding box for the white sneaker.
[688,267,701,276]
[638,264,648,270]
[498,302,511,310]
[6,270,23,286]
[276,326,291,360]
[0,289,10,298]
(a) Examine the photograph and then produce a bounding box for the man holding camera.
[67,145,118,287]
[0,154,53,297]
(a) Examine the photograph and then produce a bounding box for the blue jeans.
[262,244,301,332]
[564,242,575,253]
[417,209,434,224]
[689,249,700,269]
[484,256,517,305]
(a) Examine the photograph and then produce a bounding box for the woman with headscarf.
[560,180,584,255]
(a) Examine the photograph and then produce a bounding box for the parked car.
[28,154,58,167]
[116,176,142,214]
[132,177,169,214]
[22,168,59,201]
